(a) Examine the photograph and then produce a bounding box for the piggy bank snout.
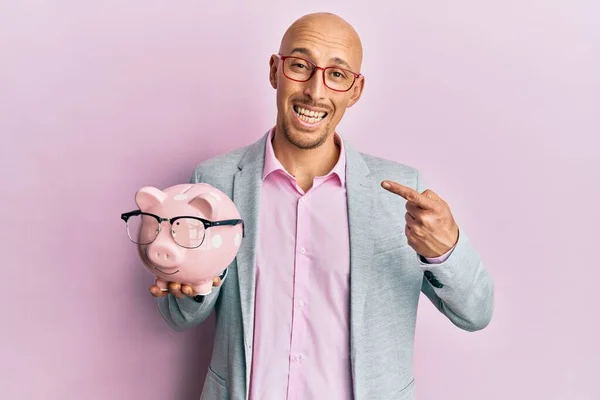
[147,242,184,268]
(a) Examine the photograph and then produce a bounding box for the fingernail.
[382,182,390,189]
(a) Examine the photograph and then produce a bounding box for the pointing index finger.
[381,180,436,209]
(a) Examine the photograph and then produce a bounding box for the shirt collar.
[262,127,346,186]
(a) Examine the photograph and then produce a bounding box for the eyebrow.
[289,47,353,70]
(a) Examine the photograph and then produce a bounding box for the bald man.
[154,12,494,400]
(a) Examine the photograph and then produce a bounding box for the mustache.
[292,99,330,112]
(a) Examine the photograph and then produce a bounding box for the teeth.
[296,106,326,118]
[298,113,321,124]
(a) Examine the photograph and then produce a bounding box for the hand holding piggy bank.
[121,183,244,296]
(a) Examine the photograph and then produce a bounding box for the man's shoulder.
[195,145,249,170]
[358,151,419,178]
[190,141,256,181]
[354,150,422,190]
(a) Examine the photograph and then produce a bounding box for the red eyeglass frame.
[276,54,362,92]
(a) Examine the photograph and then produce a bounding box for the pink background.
[2,1,598,399]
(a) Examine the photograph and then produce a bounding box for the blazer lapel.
[232,132,269,374]
[344,140,375,382]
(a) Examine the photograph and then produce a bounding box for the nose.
[147,243,183,268]
[303,68,326,100]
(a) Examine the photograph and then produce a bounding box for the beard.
[280,116,331,150]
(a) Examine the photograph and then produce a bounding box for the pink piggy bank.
[121,183,244,295]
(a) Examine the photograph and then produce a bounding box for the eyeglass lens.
[283,57,355,91]
[126,214,206,248]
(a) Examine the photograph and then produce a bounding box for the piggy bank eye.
[171,218,207,248]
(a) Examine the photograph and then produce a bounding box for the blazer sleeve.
[416,171,495,332]
[155,166,223,331]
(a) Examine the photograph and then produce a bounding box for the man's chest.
[255,179,350,281]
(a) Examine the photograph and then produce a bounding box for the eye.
[328,68,349,80]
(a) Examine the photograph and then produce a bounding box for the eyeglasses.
[120,210,245,249]
[277,54,361,92]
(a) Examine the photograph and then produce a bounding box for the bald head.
[279,12,363,73]
[269,12,366,152]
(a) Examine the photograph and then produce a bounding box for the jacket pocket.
[373,231,409,256]
[200,366,228,400]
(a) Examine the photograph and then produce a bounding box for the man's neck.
[271,129,340,191]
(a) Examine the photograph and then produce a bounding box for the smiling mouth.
[293,105,328,125]
[155,267,179,276]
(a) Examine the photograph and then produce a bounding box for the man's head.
[269,12,365,150]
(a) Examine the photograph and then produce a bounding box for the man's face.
[269,16,365,150]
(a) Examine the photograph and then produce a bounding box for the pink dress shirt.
[248,129,453,400]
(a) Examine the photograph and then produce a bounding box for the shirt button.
[299,248,306,254]
[298,300,304,308]
[301,197,307,203]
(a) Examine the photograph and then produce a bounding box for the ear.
[135,187,166,211]
[347,75,365,108]
[189,193,219,218]
[269,54,279,89]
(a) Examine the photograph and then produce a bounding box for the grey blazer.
[157,131,494,400]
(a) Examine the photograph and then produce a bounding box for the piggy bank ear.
[189,193,219,218]
[135,187,166,211]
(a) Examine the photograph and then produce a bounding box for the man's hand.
[381,180,459,258]
[149,275,223,299]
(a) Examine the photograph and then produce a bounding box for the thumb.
[213,276,222,287]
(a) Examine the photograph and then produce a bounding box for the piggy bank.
[121,183,244,295]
